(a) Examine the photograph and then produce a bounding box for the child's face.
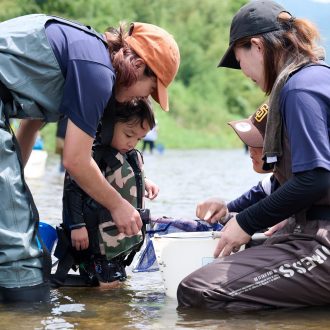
[111,119,151,154]
[248,146,270,173]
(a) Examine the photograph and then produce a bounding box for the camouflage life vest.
[89,146,146,261]
[52,147,146,287]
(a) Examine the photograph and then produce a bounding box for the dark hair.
[234,12,321,95]
[105,23,156,88]
[113,98,155,130]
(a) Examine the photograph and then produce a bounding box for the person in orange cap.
[0,14,179,302]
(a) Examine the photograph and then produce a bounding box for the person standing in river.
[178,0,330,311]
[0,14,179,302]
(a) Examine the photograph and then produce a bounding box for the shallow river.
[1,149,330,329]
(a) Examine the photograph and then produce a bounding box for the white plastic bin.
[24,149,48,179]
[151,231,219,299]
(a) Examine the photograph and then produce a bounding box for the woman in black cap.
[178,0,330,311]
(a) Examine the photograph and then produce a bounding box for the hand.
[145,179,159,200]
[71,227,89,250]
[110,198,142,236]
[264,219,288,236]
[214,216,251,257]
[196,197,228,224]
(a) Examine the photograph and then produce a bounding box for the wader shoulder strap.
[126,149,144,209]
[47,15,108,47]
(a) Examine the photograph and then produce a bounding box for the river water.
[1,149,330,329]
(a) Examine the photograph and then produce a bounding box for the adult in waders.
[178,0,330,311]
[52,99,159,288]
[0,14,179,302]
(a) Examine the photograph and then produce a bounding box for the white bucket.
[24,150,48,179]
[151,231,219,299]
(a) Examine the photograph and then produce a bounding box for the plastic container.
[24,149,48,179]
[38,222,57,252]
[151,231,220,299]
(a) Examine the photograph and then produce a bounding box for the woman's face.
[115,62,157,103]
[234,38,266,92]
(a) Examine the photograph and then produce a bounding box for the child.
[196,103,277,222]
[52,99,159,288]
[196,103,287,238]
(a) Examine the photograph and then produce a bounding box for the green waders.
[0,13,107,302]
[0,101,50,302]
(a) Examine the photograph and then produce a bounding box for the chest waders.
[0,14,108,302]
[52,147,148,287]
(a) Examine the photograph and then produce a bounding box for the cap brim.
[152,78,169,112]
[218,44,240,69]
[228,119,263,148]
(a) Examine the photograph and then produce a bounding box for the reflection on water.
[1,149,330,329]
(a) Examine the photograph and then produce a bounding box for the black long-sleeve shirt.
[236,168,330,235]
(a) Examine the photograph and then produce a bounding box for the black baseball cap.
[218,0,288,69]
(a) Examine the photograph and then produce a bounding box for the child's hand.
[145,178,159,200]
[196,197,228,224]
[71,227,89,250]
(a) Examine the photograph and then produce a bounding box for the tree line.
[0,0,265,148]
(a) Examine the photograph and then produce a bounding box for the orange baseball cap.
[126,22,180,111]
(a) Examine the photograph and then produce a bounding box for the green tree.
[0,0,264,150]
